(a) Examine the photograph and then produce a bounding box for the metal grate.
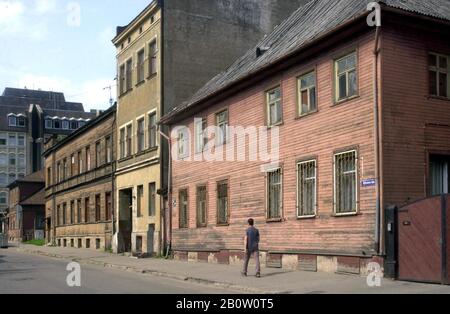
[334,151,357,214]
[297,160,316,217]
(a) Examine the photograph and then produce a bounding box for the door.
[118,189,133,253]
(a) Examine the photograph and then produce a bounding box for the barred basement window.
[267,169,282,220]
[335,52,357,101]
[297,160,316,217]
[334,150,358,214]
[266,87,282,126]
[179,189,188,229]
[217,181,229,225]
[197,186,207,227]
[429,53,450,98]
[299,71,317,115]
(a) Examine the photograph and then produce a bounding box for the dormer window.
[62,120,69,130]
[8,115,16,126]
[17,116,26,127]
[45,119,53,129]
[54,119,61,129]
[70,120,78,130]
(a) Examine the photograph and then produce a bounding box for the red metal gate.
[397,195,449,284]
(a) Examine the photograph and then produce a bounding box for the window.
[78,121,86,128]
[77,151,83,174]
[105,136,112,163]
[334,150,358,214]
[70,121,78,130]
[119,64,126,95]
[45,119,53,129]
[299,71,317,115]
[148,112,157,149]
[297,160,317,217]
[8,115,16,126]
[0,192,7,205]
[95,194,101,222]
[77,199,82,224]
[148,183,156,217]
[197,186,207,227]
[57,205,61,226]
[177,128,189,159]
[85,198,90,223]
[9,153,15,167]
[137,118,145,153]
[70,201,75,225]
[17,116,26,127]
[149,40,157,75]
[0,133,6,146]
[179,189,188,228]
[215,110,229,145]
[0,173,6,185]
[18,154,25,168]
[335,52,358,101]
[62,203,67,225]
[63,158,68,180]
[137,49,145,83]
[195,118,207,153]
[18,135,25,146]
[95,141,102,167]
[8,134,16,146]
[267,169,282,220]
[86,146,91,171]
[62,120,69,130]
[266,87,282,126]
[126,58,133,91]
[126,124,133,157]
[217,181,229,225]
[0,153,6,166]
[71,154,75,176]
[54,119,61,129]
[105,192,112,221]
[120,128,126,159]
[430,155,450,195]
[429,53,450,98]
[137,185,144,217]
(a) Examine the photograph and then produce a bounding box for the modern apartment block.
[43,106,116,249]
[0,87,97,220]
[161,0,450,274]
[111,0,308,256]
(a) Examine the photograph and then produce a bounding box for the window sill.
[118,88,133,99]
[135,80,145,88]
[333,211,359,218]
[147,73,157,80]
[266,218,283,223]
[297,215,317,220]
[267,122,284,129]
[118,156,133,163]
[296,110,318,120]
[217,223,230,227]
[428,95,450,102]
[333,95,360,106]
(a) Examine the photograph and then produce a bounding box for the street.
[0,249,232,294]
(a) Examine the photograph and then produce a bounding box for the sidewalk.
[14,244,450,294]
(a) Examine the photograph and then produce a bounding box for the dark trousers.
[243,250,260,274]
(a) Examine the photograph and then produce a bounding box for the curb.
[16,247,285,294]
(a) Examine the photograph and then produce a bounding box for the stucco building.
[112,0,308,256]
[161,0,450,274]
[44,106,116,250]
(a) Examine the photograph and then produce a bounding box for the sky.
[0,0,150,111]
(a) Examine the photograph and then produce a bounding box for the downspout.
[373,26,382,254]
[159,128,172,259]
[111,110,117,249]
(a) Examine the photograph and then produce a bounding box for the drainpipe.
[159,128,172,258]
[373,25,382,255]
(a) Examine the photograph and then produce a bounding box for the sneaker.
[256,273,261,278]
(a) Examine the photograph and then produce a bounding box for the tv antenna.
[103,85,114,107]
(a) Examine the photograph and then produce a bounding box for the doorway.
[118,189,133,253]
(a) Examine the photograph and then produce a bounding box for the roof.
[43,104,116,156]
[7,170,45,189]
[19,188,45,206]
[162,0,450,123]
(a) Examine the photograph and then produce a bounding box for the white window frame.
[335,52,358,102]
[266,87,282,126]
[266,167,283,220]
[215,109,229,146]
[8,115,16,127]
[195,118,207,153]
[296,159,317,218]
[298,71,317,116]
[177,128,189,159]
[333,150,359,216]
[45,119,53,129]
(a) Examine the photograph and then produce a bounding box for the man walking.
[242,218,261,277]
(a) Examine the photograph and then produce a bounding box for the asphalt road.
[0,249,233,294]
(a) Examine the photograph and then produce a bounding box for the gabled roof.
[162,0,450,123]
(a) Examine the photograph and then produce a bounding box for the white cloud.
[34,0,57,15]
[0,1,25,23]
[15,74,116,111]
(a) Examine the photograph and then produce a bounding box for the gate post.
[441,194,448,285]
[384,205,398,279]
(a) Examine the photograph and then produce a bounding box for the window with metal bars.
[197,186,207,227]
[267,169,282,220]
[217,181,229,225]
[297,160,316,217]
[179,189,188,228]
[334,151,358,214]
